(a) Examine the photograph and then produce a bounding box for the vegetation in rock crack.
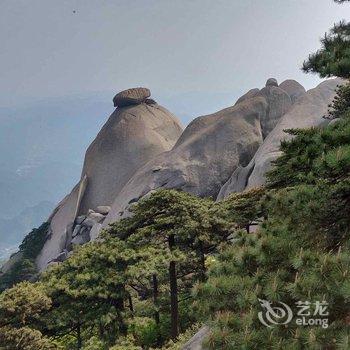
[0,222,49,291]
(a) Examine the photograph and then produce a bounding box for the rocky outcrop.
[182,326,210,350]
[32,78,341,272]
[235,79,294,139]
[217,78,343,199]
[235,88,260,105]
[79,103,183,214]
[266,78,278,87]
[113,87,151,107]
[258,81,292,138]
[99,78,299,227]
[35,89,183,271]
[279,79,306,103]
[102,91,271,227]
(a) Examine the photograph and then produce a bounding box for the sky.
[0,0,349,108]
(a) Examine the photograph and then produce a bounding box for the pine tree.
[42,238,132,348]
[302,20,350,79]
[216,187,266,234]
[0,222,50,291]
[193,100,350,349]
[108,189,223,341]
[0,281,57,349]
[329,84,350,119]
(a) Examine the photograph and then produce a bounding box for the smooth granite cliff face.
[79,103,183,215]
[26,78,341,271]
[35,89,183,270]
[100,78,300,227]
[102,95,268,227]
[217,78,342,199]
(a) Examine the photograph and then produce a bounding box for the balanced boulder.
[113,87,151,107]
[265,78,278,87]
[79,102,182,214]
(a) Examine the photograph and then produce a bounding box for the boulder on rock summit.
[113,87,151,107]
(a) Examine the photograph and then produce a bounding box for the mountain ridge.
[0,78,341,273]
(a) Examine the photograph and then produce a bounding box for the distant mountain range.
[0,93,112,257]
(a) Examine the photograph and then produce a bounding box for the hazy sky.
[1,0,349,107]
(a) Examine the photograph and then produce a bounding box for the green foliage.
[194,186,350,348]
[81,336,106,350]
[0,326,58,350]
[19,222,50,259]
[0,222,49,290]
[329,83,350,119]
[267,114,350,188]
[109,336,142,350]
[0,258,36,291]
[107,189,225,343]
[0,190,223,349]
[194,86,350,348]
[0,281,51,325]
[128,317,159,346]
[195,147,350,348]
[215,187,266,233]
[302,21,350,79]
[42,239,132,348]
[0,281,57,349]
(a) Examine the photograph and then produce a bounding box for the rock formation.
[79,100,182,214]
[217,78,342,199]
[258,79,293,138]
[102,95,267,227]
[19,78,340,272]
[100,78,303,228]
[182,326,210,350]
[35,88,183,270]
[113,87,151,107]
[279,79,306,103]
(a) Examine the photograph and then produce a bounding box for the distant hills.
[0,93,111,256]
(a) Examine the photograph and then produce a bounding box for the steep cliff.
[217,78,342,199]
[101,78,298,227]
[35,89,183,270]
[28,79,341,271]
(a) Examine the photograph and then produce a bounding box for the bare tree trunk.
[199,241,206,281]
[152,274,160,325]
[153,273,161,345]
[76,323,82,350]
[168,234,179,339]
[128,293,134,314]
